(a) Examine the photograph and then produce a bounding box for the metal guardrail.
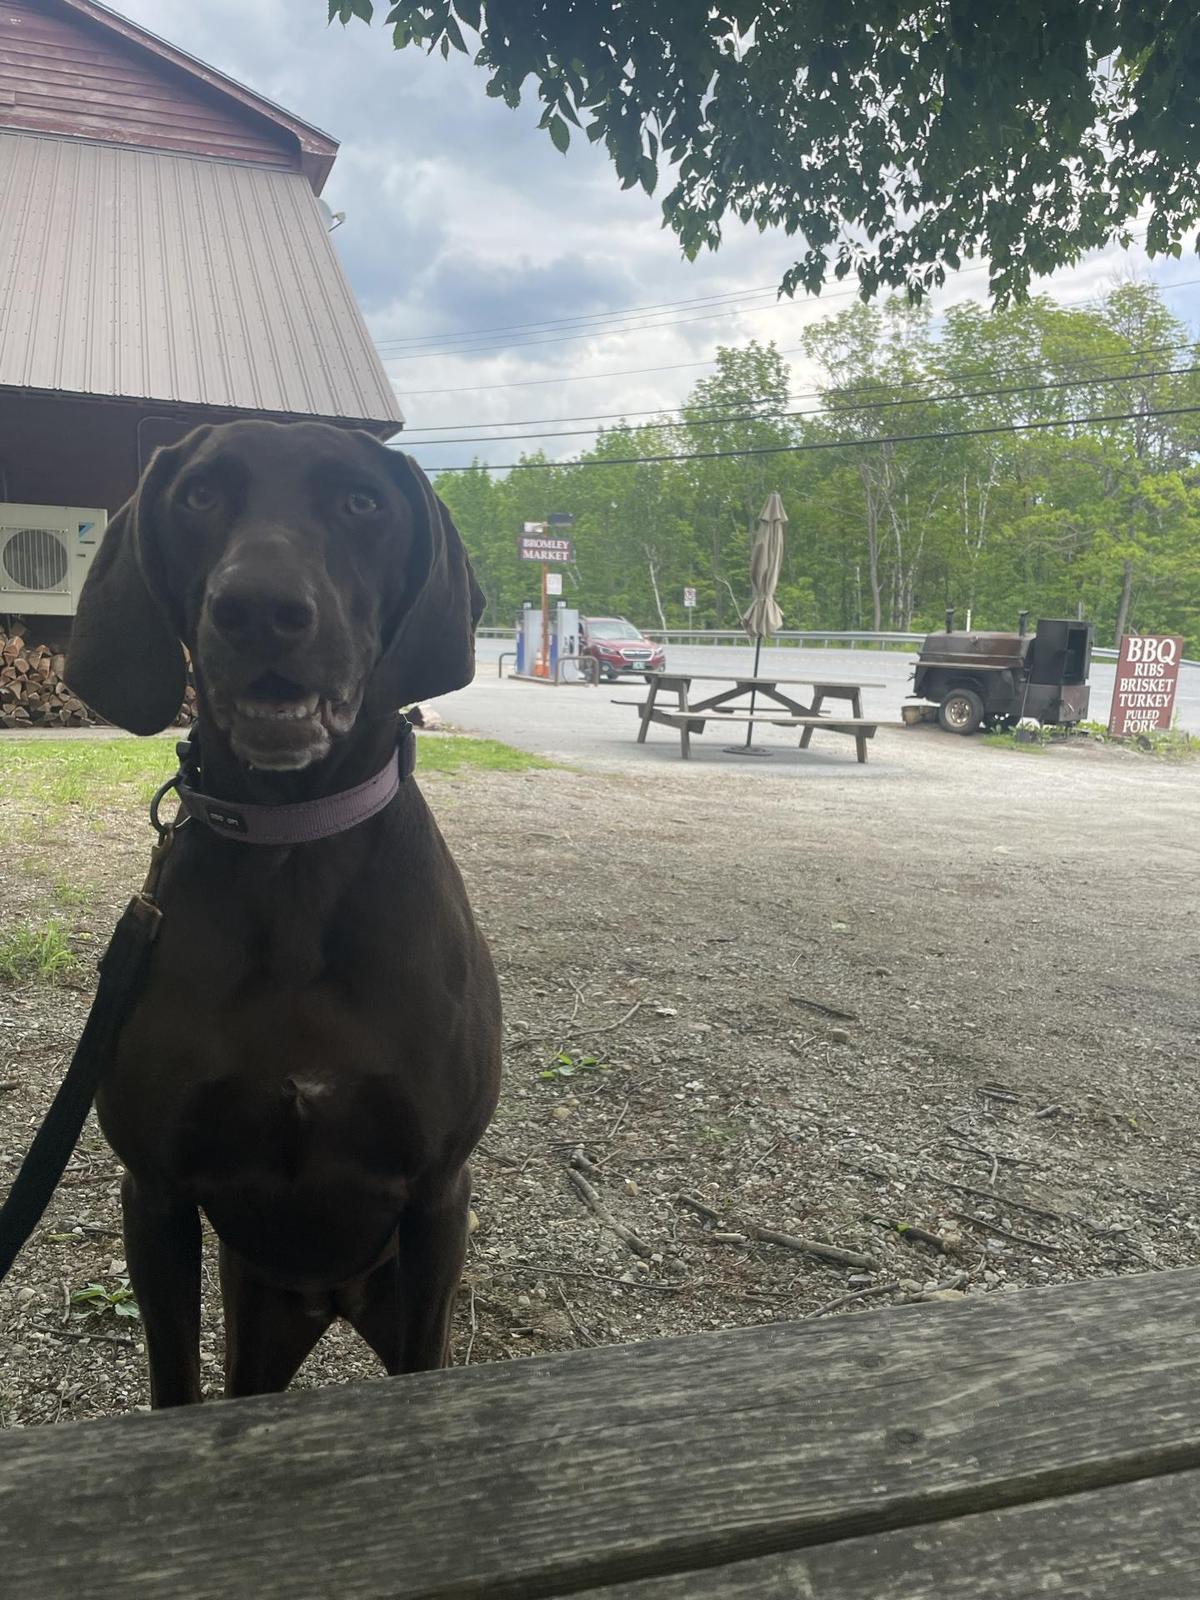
[487,626,1197,669]
[634,628,1198,669]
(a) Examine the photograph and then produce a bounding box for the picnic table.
[616,671,886,761]
[2,1266,1196,1597]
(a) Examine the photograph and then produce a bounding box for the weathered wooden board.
[2,1270,1199,1599]
[566,1471,1200,1599]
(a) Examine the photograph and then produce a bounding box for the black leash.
[0,740,192,1285]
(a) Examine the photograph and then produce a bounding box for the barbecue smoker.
[904,611,1093,735]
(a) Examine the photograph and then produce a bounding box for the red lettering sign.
[1108,635,1184,736]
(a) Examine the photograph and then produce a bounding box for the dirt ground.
[1,725,1198,1428]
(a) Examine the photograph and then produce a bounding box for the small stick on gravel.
[938,1179,1066,1226]
[463,1283,477,1366]
[980,1086,1022,1104]
[585,1000,645,1039]
[677,1193,874,1269]
[806,1280,902,1319]
[749,1139,781,1174]
[607,1096,631,1142]
[675,1192,722,1224]
[557,1284,600,1347]
[740,1223,874,1270]
[36,1323,134,1347]
[790,995,857,1022]
[497,1264,683,1294]
[569,1146,601,1178]
[893,1222,948,1253]
[950,1211,1060,1254]
[565,1167,653,1259]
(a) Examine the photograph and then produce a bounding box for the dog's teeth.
[235,696,320,722]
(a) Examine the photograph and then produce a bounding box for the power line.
[391,263,1199,398]
[377,284,873,362]
[400,336,1196,438]
[398,359,1200,449]
[425,402,1200,474]
[373,282,785,350]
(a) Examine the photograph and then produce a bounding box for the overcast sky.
[118,0,1200,474]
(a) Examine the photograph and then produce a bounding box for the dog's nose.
[210,581,318,648]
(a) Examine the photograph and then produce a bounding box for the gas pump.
[553,603,581,681]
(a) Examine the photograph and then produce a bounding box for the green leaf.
[451,0,481,31]
[639,154,658,193]
[548,115,571,154]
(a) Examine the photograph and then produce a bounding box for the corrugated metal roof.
[0,132,402,428]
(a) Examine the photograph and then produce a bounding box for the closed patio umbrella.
[728,492,787,755]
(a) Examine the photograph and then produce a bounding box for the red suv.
[580,616,666,680]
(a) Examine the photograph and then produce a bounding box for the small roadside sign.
[518,534,575,563]
[545,572,563,596]
[547,512,574,527]
[684,586,697,609]
[1108,635,1184,736]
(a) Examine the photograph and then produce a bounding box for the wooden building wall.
[0,0,298,168]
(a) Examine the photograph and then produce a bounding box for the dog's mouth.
[218,672,363,769]
[235,671,322,724]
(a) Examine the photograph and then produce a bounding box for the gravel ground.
[1,724,1198,1429]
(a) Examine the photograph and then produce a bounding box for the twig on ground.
[676,1191,874,1269]
[980,1086,1023,1104]
[740,1223,874,1270]
[569,1146,601,1178]
[937,1178,1062,1221]
[493,1263,683,1294]
[790,995,857,1022]
[585,1000,645,1040]
[557,1284,600,1346]
[566,1167,653,1259]
[749,1139,781,1174]
[35,1323,134,1347]
[806,1280,902,1319]
[463,1282,477,1366]
[607,1097,631,1142]
[892,1222,948,1253]
[675,1192,722,1224]
[950,1211,1060,1254]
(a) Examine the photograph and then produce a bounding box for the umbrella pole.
[743,633,763,749]
[726,632,773,755]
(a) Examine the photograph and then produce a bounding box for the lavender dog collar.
[178,723,415,845]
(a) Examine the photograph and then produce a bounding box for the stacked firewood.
[0,624,198,728]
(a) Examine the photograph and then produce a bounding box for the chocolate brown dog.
[66,419,501,1407]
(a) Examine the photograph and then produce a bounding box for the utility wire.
[398,359,1200,449]
[373,282,786,350]
[400,337,1197,434]
[390,267,1200,398]
[424,402,1200,474]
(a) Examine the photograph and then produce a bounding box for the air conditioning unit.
[0,505,106,617]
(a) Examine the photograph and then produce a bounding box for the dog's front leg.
[121,1176,203,1407]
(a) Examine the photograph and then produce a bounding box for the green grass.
[416,734,552,774]
[0,736,177,811]
[0,731,550,813]
[0,920,77,983]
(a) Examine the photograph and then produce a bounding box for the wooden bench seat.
[612,700,879,762]
[3,1268,1200,1597]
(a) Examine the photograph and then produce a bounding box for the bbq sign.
[1108,635,1184,736]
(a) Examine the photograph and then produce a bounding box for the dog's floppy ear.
[365,445,485,712]
[66,433,206,735]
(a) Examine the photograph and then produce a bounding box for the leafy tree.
[331,1,1200,303]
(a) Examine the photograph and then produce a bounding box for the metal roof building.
[0,0,401,529]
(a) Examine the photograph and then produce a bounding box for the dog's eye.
[183,482,218,513]
[345,490,380,517]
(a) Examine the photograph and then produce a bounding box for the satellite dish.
[317,198,346,232]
